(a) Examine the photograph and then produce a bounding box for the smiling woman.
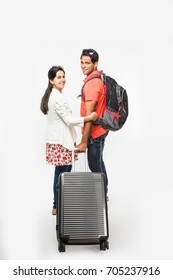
[50,67,66,93]
[40,66,97,215]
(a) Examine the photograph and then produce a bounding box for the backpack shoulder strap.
[79,73,103,101]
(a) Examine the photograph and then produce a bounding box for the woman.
[40,66,97,215]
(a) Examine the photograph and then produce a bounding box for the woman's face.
[50,70,66,92]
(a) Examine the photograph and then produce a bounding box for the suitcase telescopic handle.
[71,148,88,172]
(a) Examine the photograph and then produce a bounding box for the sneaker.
[52,208,57,215]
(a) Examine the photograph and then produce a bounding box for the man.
[77,49,109,193]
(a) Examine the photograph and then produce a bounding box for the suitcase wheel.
[58,241,66,252]
[100,240,109,251]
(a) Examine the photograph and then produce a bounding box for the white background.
[0,0,173,263]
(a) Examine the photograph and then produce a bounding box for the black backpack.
[81,71,129,131]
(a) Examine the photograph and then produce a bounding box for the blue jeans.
[53,165,72,209]
[87,132,108,192]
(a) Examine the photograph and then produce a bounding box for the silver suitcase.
[56,151,109,252]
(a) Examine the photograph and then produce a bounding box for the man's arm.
[77,100,97,152]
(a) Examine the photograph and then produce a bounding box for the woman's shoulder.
[49,89,68,109]
[52,88,62,96]
[51,88,64,101]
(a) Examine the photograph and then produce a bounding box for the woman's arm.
[54,96,97,127]
[84,112,97,122]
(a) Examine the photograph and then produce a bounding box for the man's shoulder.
[85,70,102,83]
[85,71,103,89]
[82,71,103,100]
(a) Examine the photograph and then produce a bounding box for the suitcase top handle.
[71,148,88,172]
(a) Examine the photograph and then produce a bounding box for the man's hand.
[76,142,87,153]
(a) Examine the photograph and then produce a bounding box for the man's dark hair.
[80,49,99,63]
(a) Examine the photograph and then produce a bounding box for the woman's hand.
[89,112,98,121]
[83,112,98,123]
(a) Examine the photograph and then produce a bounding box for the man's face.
[80,55,98,76]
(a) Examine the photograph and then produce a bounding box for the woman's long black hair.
[40,66,65,115]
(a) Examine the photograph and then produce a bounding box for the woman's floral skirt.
[46,143,78,166]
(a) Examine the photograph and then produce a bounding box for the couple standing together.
[40,49,109,215]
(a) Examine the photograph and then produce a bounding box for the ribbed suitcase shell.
[56,172,109,252]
